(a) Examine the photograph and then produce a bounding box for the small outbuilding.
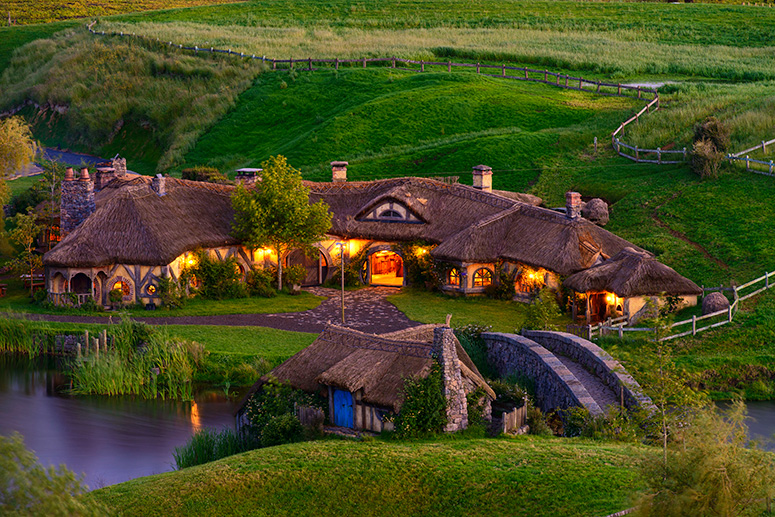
[564,247,702,323]
[236,324,495,433]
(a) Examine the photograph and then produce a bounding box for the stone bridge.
[482,330,652,416]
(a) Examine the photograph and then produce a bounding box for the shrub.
[181,166,232,184]
[489,378,529,408]
[454,326,495,379]
[241,377,323,444]
[395,242,441,290]
[523,288,562,331]
[526,404,552,436]
[32,288,48,305]
[691,138,724,179]
[182,250,246,300]
[158,275,187,309]
[693,116,730,153]
[393,361,447,438]
[245,268,276,298]
[260,413,305,447]
[0,432,106,516]
[484,266,516,300]
[108,288,123,304]
[284,263,307,288]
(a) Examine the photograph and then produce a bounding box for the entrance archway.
[369,250,404,286]
[286,248,328,286]
[70,273,91,295]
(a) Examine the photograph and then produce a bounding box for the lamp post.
[337,242,345,324]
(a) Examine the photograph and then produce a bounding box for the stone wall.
[522,330,653,411]
[433,327,469,432]
[482,332,603,416]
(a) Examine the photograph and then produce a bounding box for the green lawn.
[165,324,315,359]
[387,288,570,333]
[89,436,647,517]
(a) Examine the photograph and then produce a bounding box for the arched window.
[113,281,130,296]
[448,268,461,287]
[472,268,493,288]
[378,209,402,219]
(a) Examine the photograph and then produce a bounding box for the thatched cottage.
[236,323,495,433]
[42,159,699,321]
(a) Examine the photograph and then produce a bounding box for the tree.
[231,156,332,290]
[0,432,106,516]
[9,207,43,297]
[0,116,38,180]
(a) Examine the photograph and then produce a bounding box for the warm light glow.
[606,293,617,305]
[415,247,428,257]
[186,257,196,267]
[190,400,201,430]
[527,272,536,281]
[113,282,122,291]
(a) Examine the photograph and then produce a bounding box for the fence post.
[421,60,424,72]
[635,146,639,161]
[524,68,528,79]
[692,315,696,335]
[763,140,767,153]
[502,64,506,77]
[587,325,592,340]
[565,75,568,87]
[290,58,293,70]
[770,160,773,175]
[746,155,750,170]
[683,147,687,161]
[637,86,641,98]
[392,56,396,68]
[556,74,560,85]
[476,62,480,74]
[544,69,548,81]
[272,59,276,70]
[448,60,451,72]
[618,83,621,95]
[596,81,600,93]
[363,57,366,68]
[309,57,312,70]
[618,324,623,339]
[594,136,598,154]
[579,77,583,89]
[657,147,661,164]
[728,305,733,322]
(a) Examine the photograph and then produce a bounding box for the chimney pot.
[566,191,582,219]
[79,168,90,181]
[331,161,348,183]
[64,167,74,181]
[472,164,493,192]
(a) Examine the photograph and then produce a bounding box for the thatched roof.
[44,176,236,267]
[306,178,518,244]
[563,247,702,297]
[432,204,640,275]
[248,324,493,412]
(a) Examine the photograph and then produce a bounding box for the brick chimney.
[112,157,127,177]
[433,326,469,432]
[152,174,166,196]
[61,167,96,237]
[235,168,262,186]
[331,161,348,183]
[472,164,492,192]
[566,191,582,219]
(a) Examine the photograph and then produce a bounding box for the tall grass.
[70,318,205,400]
[172,427,256,469]
[0,314,36,355]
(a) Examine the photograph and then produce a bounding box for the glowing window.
[448,269,461,286]
[113,281,130,296]
[472,268,493,288]
[147,284,157,295]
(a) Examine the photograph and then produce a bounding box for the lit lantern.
[606,292,617,305]
[415,247,428,257]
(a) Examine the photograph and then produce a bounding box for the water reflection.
[0,355,239,488]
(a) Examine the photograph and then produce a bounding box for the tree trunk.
[276,245,284,291]
[29,260,33,298]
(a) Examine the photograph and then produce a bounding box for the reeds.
[172,427,256,469]
[0,314,36,356]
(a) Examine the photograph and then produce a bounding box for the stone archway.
[363,245,405,287]
[70,273,92,295]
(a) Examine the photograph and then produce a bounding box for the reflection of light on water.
[190,401,201,430]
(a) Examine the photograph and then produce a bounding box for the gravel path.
[556,355,619,411]
[24,286,422,335]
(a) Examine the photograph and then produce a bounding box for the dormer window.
[360,201,423,223]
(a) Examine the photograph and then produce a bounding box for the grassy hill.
[89,436,647,516]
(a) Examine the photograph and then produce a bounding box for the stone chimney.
[152,174,166,196]
[565,191,582,219]
[94,166,116,191]
[112,157,127,177]
[331,161,348,183]
[472,164,492,193]
[432,326,469,432]
[61,167,96,237]
[235,168,262,186]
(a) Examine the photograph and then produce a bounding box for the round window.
[147,284,157,295]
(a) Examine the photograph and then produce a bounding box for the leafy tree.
[231,156,331,290]
[523,288,562,330]
[9,207,43,297]
[393,361,448,437]
[0,116,38,180]
[0,432,106,516]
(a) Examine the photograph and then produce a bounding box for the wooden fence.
[48,292,94,307]
[727,137,775,176]
[499,404,527,435]
[577,268,775,342]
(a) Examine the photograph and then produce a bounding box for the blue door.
[333,389,353,428]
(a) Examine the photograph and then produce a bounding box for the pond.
[0,355,239,489]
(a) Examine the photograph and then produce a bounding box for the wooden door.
[332,389,353,428]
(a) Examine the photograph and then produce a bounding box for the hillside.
[89,437,647,516]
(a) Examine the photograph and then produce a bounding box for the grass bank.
[89,436,647,516]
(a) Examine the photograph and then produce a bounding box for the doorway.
[369,251,404,286]
[286,249,328,286]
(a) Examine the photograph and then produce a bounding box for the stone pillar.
[565,191,582,219]
[433,327,468,432]
[112,157,127,177]
[331,161,348,183]
[61,168,95,237]
[472,164,492,192]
